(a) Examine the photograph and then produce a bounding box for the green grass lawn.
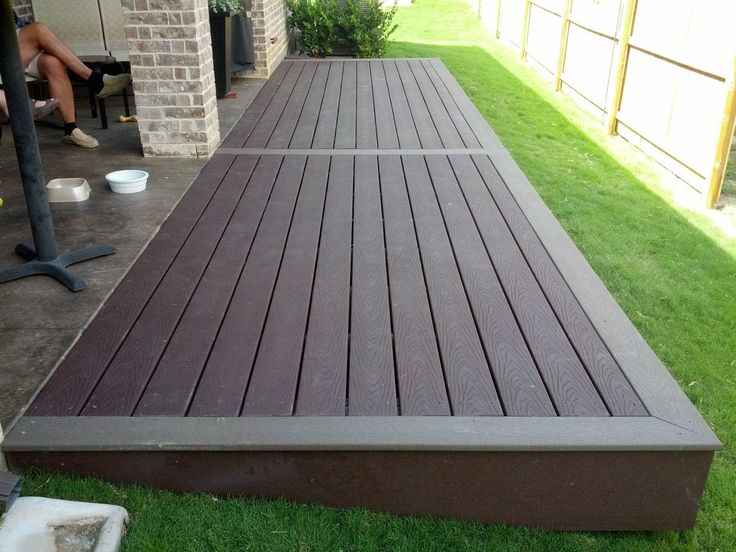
[18,1,736,549]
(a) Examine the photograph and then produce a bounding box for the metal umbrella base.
[0,242,117,292]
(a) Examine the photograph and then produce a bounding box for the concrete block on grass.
[0,497,129,552]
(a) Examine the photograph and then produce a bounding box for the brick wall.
[12,1,33,20]
[250,0,288,77]
[121,0,220,158]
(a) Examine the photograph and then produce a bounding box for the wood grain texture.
[295,156,354,415]
[26,154,236,416]
[188,156,307,417]
[419,59,481,148]
[418,155,555,416]
[356,62,378,149]
[444,155,609,417]
[471,155,646,416]
[370,60,399,149]
[402,156,503,416]
[335,61,357,148]
[379,156,450,415]
[408,60,465,149]
[349,156,397,415]
[267,62,318,148]
[289,62,330,148]
[134,156,283,417]
[80,157,259,416]
[384,60,421,149]
[312,62,344,148]
[243,156,330,416]
[396,60,443,149]
[245,61,306,148]
[221,61,291,148]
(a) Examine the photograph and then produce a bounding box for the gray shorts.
[0,28,43,84]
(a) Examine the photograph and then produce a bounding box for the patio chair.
[30,0,130,128]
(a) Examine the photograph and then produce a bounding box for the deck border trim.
[2,416,721,452]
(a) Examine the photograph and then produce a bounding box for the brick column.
[122,0,220,158]
[250,0,288,77]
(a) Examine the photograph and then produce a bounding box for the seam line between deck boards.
[216,148,500,156]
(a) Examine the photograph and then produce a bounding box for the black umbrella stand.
[0,0,115,292]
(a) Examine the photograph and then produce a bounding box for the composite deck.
[2,59,720,530]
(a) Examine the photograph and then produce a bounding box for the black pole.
[0,0,57,261]
[0,0,116,291]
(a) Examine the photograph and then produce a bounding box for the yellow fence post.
[494,0,502,39]
[554,0,572,91]
[705,55,736,208]
[605,0,637,135]
[520,0,532,60]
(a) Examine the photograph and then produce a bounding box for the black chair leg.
[88,80,98,119]
[123,87,130,117]
[99,97,108,129]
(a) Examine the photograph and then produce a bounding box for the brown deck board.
[435,155,608,417]
[81,157,260,416]
[295,156,354,415]
[356,62,378,149]
[349,156,397,415]
[9,58,719,530]
[396,60,443,149]
[290,62,331,148]
[384,61,421,149]
[470,155,647,415]
[408,60,465,149]
[313,62,344,148]
[188,156,306,416]
[335,62,357,148]
[419,59,481,148]
[134,156,283,416]
[221,62,290,148]
[379,156,450,415]
[370,61,399,149]
[26,154,237,416]
[267,62,318,148]
[243,156,330,416]
[402,156,503,416]
[244,62,305,148]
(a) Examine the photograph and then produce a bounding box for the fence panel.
[477,0,736,205]
[526,2,562,76]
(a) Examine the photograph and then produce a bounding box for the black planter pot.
[210,11,235,98]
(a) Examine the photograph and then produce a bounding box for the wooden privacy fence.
[473,0,736,207]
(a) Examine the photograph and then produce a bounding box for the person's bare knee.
[37,54,67,81]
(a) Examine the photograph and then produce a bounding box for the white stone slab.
[0,497,129,552]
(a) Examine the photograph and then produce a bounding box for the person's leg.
[36,54,98,148]
[17,22,130,99]
[17,22,91,80]
[0,91,7,118]
[36,54,74,123]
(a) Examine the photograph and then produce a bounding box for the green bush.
[287,0,398,58]
[208,0,243,14]
[286,0,340,57]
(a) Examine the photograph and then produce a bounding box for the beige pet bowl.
[46,178,90,203]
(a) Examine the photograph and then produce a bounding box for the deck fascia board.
[2,416,720,452]
[423,59,719,443]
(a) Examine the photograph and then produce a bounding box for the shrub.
[337,0,398,58]
[287,0,398,58]
[287,0,341,57]
[208,0,243,14]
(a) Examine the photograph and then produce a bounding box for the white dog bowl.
[46,178,90,202]
[105,169,149,194]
